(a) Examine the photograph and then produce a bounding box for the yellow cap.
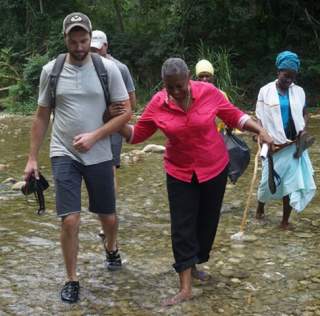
[195,59,214,76]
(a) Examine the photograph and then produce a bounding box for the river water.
[0,115,319,316]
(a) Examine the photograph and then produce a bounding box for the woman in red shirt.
[117,58,273,306]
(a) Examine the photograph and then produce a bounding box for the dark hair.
[161,57,189,79]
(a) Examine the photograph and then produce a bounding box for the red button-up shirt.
[131,80,246,183]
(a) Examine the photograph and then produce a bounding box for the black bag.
[222,129,250,184]
[21,173,49,215]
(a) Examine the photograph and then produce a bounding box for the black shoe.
[106,248,122,271]
[61,281,80,303]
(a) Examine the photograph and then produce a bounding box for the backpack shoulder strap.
[49,53,67,111]
[91,53,110,107]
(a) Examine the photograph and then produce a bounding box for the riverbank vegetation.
[0,0,320,114]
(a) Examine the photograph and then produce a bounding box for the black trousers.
[166,167,228,273]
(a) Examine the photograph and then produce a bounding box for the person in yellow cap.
[195,59,215,83]
[195,59,227,131]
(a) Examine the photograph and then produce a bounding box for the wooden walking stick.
[231,141,262,240]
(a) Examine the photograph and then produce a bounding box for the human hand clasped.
[73,132,96,152]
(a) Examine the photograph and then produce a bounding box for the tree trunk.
[113,0,125,32]
[39,0,44,14]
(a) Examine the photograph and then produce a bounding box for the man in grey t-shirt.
[23,13,131,304]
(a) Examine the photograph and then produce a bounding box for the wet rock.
[244,282,258,291]
[297,293,313,303]
[2,177,16,184]
[253,228,269,235]
[276,253,287,261]
[130,212,142,218]
[287,280,299,289]
[142,144,165,153]
[288,271,307,281]
[11,181,25,190]
[216,282,226,288]
[19,236,55,247]
[143,198,153,207]
[302,312,314,316]
[262,271,285,281]
[299,280,311,286]
[311,277,320,283]
[253,250,270,260]
[235,270,251,279]
[307,283,320,290]
[228,257,241,264]
[294,232,314,238]
[220,269,233,277]
[230,243,245,249]
[121,149,145,165]
[230,278,241,284]
[242,234,258,242]
[220,269,250,279]
[311,220,320,227]
[0,163,8,171]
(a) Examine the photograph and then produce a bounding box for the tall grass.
[195,41,243,105]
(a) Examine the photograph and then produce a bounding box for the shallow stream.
[0,115,319,315]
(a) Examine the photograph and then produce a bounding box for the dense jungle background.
[0,0,320,113]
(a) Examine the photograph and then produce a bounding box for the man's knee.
[99,213,117,226]
[61,213,80,234]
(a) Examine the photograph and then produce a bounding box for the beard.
[69,50,89,62]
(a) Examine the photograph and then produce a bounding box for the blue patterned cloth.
[257,145,316,212]
[275,51,300,72]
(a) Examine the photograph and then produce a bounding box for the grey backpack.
[49,53,110,111]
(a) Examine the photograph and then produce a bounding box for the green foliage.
[23,54,49,91]
[7,81,37,114]
[0,47,22,87]
[1,0,320,113]
[5,53,49,114]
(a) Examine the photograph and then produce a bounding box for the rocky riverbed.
[0,115,319,315]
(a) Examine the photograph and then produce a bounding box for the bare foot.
[255,211,265,220]
[191,266,211,281]
[162,290,192,306]
[279,222,294,230]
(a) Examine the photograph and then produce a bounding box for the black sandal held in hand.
[267,153,281,194]
[21,173,49,215]
[294,131,315,159]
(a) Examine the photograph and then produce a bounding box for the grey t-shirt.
[108,55,135,93]
[38,55,128,165]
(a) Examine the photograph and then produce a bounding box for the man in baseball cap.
[90,30,136,274]
[90,30,108,49]
[24,12,131,304]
